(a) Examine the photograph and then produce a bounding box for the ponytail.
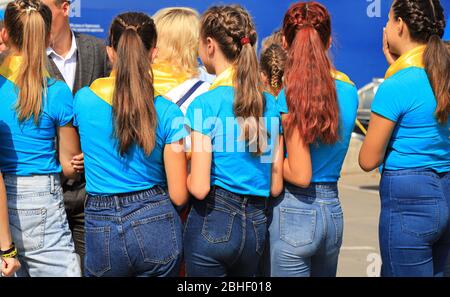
[4,0,52,124]
[108,13,158,156]
[201,5,267,156]
[284,26,338,145]
[113,27,157,156]
[392,0,449,124]
[234,42,267,156]
[283,2,339,145]
[424,35,450,124]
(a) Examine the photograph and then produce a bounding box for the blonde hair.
[153,7,200,77]
[5,0,52,124]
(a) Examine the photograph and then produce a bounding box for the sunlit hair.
[5,0,52,124]
[153,7,200,77]
[108,12,158,156]
[393,0,449,124]
[201,5,267,156]
[260,44,287,96]
[282,1,339,145]
[261,29,283,52]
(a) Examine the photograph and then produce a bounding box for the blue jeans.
[379,169,450,277]
[4,174,81,277]
[267,182,343,277]
[84,186,182,277]
[183,186,268,277]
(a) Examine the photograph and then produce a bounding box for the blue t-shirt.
[277,80,359,182]
[185,86,281,197]
[371,67,450,173]
[0,77,74,176]
[73,86,188,195]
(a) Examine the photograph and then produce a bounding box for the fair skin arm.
[0,175,21,277]
[282,115,312,188]
[187,131,212,200]
[270,135,284,197]
[57,125,82,179]
[359,113,396,172]
[164,140,189,206]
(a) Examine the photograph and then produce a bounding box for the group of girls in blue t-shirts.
[0,0,448,277]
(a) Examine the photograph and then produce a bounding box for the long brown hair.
[4,0,52,124]
[201,5,267,156]
[393,0,449,124]
[282,1,339,145]
[108,13,158,156]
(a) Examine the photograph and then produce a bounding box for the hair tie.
[240,37,251,46]
[25,6,37,14]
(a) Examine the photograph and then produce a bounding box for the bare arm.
[57,124,82,179]
[164,140,189,206]
[270,135,284,197]
[187,131,212,200]
[0,175,12,251]
[282,115,312,188]
[0,174,21,277]
[359,113,396,172]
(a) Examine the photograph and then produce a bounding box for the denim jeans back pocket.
[85,226,111,277]
[132,212,179,265]
[8,208,46,253]
[280,207,317,247]
[397,199,439,238]
[253,217,268,256]
[201,204,236,244]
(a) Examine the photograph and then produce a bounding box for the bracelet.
[0,243,17,258]
[1,248,17,259]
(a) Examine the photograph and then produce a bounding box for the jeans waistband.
[86,186,167,208]
[210,186,267,206]
[382,168,449,178]
[2,173,61,194]
[285,182,339,199]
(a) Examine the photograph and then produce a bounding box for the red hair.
[283,1,339,145]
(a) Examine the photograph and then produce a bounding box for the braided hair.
[393,0,449,124]
[260,44,287,95]
[201,5,267,156]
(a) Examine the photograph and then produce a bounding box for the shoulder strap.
[176,80,204,107]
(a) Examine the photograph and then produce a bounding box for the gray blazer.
[46,32,111,95]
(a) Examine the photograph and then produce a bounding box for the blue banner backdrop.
[2,0,450,87]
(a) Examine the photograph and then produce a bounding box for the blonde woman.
[153,7,210,114]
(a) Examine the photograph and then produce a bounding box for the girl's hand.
[1,257,21,277]
[71,153,84,173]
[383,28,399,65]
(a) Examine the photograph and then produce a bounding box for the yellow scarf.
[90,71,160,106]
[331,70,355,86]
[152,62,191,95]
[385,45,425,79]
[209,67,234,90]
[0,55,49,84]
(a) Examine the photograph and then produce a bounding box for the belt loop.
[50,174,55,194]
[114,196,121,211]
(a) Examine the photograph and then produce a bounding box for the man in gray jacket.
[42,0,110,272]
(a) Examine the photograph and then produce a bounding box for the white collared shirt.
[47,31,78,92]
